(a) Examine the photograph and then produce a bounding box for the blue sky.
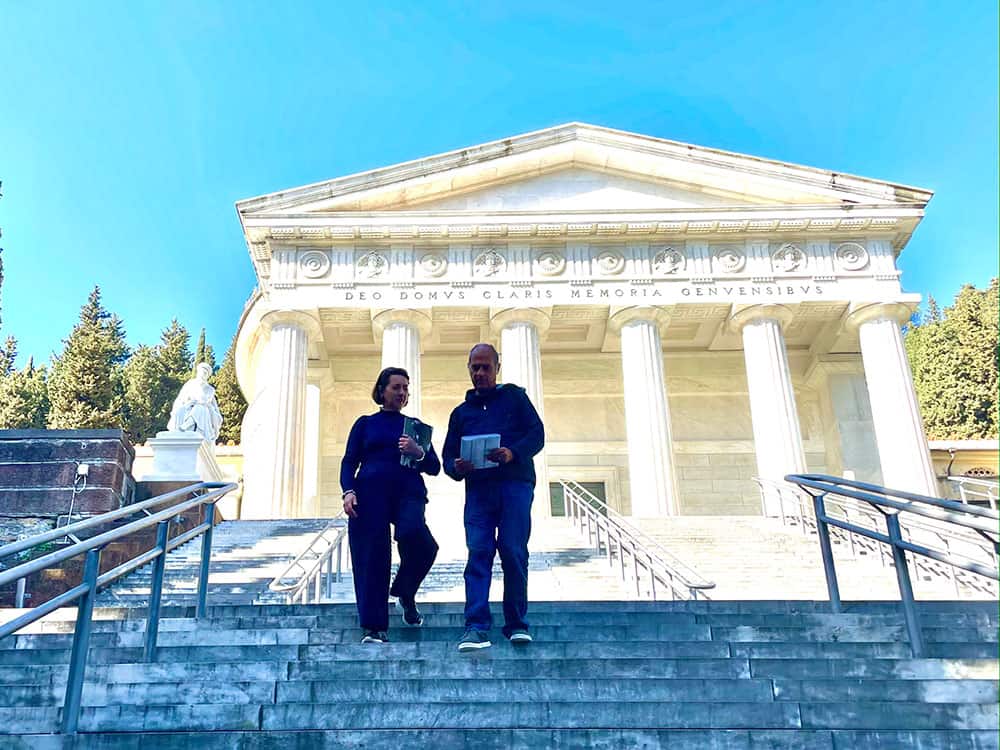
[1,2,996,366]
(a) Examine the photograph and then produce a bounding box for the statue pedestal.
[142,431,224,483]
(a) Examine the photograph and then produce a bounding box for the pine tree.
[123,344,162,443]
[47,287,130,429]
[905,279,999,440]
[193,328,216,373]
[212,335,247,444]
[0,358,49,428]
[0,336,15,377]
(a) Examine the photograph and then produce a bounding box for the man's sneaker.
[508,629,532,644]
[361,630,388,644]
[397,596,423,627]
[457,629,491,652]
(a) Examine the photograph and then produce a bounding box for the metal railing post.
[812,493,842,613]
[144,520,171,663]
[196,502,216,618]
[15,578,26,608]
[886,513,924,657]
[62,547,101,735]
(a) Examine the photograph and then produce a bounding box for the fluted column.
[846,303,937,496]
[608,306,679,517]
[491,307,550,512]
[373,310,432,418]
[730,305,807,516]
[241,310,319,519]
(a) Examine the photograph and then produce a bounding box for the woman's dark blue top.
[340,410,441,500]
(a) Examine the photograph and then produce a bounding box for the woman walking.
[340,367,440,643]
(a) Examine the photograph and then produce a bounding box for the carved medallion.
[356,251,388,279]
[535,251,566,276]
[714,247,746,274]
[298,250,331,279]
[595,250,625,275]
[772,244,805,273]
[473,249,506,277]
[419,252,448,278]
[652,247,685,275]
[834,242,869,271]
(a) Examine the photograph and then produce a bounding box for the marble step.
[20,728,1000,750]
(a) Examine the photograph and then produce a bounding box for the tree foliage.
[0,357,49,429]
[193,328,216,373]
[213,336,247,444]
[905,279,999,440]
[47,287,129,429]
[123,321,196,443]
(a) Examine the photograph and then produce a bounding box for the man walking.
[443,343,545,652]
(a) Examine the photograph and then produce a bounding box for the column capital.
[607,305,670,336]
[371,308,433,339]
[844,302,915,331]
[728,304,794,334]
[259,309,323,341]
[489,306,551,337]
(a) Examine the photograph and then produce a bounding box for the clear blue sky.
[1,2,996,366]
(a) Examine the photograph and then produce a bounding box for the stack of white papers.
[460,434,501,469]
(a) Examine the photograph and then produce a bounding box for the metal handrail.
[785,473,999,657]
[0,481,237,734]
[558,480,714,600]
[946,475,998,510]
[268,515,349,603]
[756,476,998,597]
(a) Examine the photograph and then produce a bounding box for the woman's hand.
[398,436,424,459]
[343,491,358,518]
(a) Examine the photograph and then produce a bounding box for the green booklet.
[401,416,433,468]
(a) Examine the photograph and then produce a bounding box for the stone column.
[608,306,679,517]
[491,307,551,512]
[240,311,319,519]
[729,305,807,516]
[846,302,937,496]
[372,310,432,419]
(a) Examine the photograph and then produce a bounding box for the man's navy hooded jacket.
[442,383,545,488]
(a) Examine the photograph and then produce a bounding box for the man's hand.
[487,447,513,465]
[343,491,358,518]
[453,458,475,476]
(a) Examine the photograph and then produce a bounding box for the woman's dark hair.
[372,366,409,404]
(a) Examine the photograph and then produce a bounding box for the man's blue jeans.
[463,479,533,636]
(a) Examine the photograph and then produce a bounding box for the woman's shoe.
[398,595,424,626]
[361,630,388,644]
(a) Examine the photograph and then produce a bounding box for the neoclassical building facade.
[232,123,937,521]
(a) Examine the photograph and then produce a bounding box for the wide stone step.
[18,728,1000,750]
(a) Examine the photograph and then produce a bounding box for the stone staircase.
[0,599,996,747]
[94,519,333,608]
[633,516,997,601]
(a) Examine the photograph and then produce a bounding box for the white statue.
[167,362,223,443]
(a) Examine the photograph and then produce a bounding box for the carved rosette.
[595,250,625,275]
[714,247,746,274]
[772,244,805,273]
[652,247,685,275]
[298,250,331,279]
[356,251,388,279]
[418,252,448,278]
[473,249,507,277]
[834,242,869,271]
[535,251,566,276]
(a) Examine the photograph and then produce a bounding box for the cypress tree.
[47,287,129,429]
[193,328,216,373]
[212,335,247,444]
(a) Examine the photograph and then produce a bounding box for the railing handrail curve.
[559,480,714,596]
[268,515,347,594]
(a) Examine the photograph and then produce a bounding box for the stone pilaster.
[729,304,807,515]
[372,310,432,418]
[608,306,679,517]
[846,302,937,496]
[491,307,551,512]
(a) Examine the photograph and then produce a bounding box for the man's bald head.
[467,343,500,392]
[468,343,499,366]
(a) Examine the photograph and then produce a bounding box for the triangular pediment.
[238,123,932,217]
